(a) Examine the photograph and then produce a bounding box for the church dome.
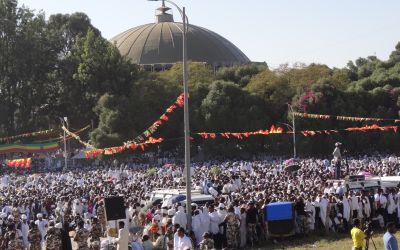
[110,2,250,67]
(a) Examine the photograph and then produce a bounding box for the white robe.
[115,228,130,250]
[319,198,328,227]
[20,221,29,247]
[200,208,210,239]
[342,197,351,222]
[172,207,187,229]
[397,192,400,219]
[192,214,202,244]
[363,198,371,218]
[387,193,396,215]
[305,201,315,230]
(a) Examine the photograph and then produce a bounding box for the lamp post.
[60,117,68,170]
[148,0,192,231]
[287,104,296,158]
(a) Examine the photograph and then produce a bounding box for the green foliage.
[1,0,400,156]
[146,168,157,177]
[216,63,266,87]
[210,165,221,176]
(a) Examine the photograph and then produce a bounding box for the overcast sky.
[19,0,400,68]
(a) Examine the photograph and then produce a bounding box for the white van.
[149,188,214,208]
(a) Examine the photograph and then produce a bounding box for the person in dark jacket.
[61,222,72,250]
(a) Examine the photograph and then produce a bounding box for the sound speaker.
[104,196,126,221]
[265,202,295,236]
[267,219,295,235]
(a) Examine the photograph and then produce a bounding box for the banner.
[0,141,59,154]
[7,158,32,168]
[292,112,400,123]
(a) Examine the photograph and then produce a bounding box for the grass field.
[249,230,397,250]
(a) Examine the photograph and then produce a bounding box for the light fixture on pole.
[60,117,68,170]
[147,0,192,231]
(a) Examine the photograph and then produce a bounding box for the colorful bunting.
[196,125,284,139]
[196,124,398,139]
[128,93,186,144]
[85,137,164,158]
[7,158,32,168]
[61,125,94,149]
[292,112,400,123]
[0,129,56,143]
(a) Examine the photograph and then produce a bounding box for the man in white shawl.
[192,209,203,245]
[318,195,328,230]
[200,206,210,240]
[305,198,315,231]
[73,199,83,216]
[387,189,397,223]
[172,206,187,229]
[342,195,351,227]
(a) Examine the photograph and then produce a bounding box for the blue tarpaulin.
[265,202,293,221]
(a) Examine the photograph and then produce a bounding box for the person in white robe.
[199,206,210,241]
[34,213,48,247]
[387,190,397,222]
[342,195,351,225]
[172,206,187,229]
[192,210,202,245]
[305,199,315,231]
[20,214,29,248]
[115,221,129,250]
[319,196,328,229]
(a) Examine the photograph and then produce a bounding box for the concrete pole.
[182,6,192,232]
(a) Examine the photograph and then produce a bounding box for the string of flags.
[61,93,400,158]
[85,137,164,158]
[61,125,94,149]
[292,112,400,123]
[7,158,32,168]
[195,124,398,139]
[196,125,284,139]
[0,129,56,143]
[300,124,398,136]
[127,93,185,144]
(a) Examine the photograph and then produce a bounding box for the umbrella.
[283,158,300,172]
[283,158,296,166]
[163,164,176,168]
[284,164,301,172]
[357,171,374,178]
[161,194,186,208]
[129,226,144,234]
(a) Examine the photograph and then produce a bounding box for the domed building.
[110,1,250,70]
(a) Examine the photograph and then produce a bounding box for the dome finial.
[155,0,174,23]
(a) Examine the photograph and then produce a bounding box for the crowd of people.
[0,153,399,249]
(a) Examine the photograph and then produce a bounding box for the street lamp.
[60,117,68,170]
[147,0,192,231]
[287,104,297,158]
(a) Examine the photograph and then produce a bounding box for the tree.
[90,94,134,148]
[200,81,266,131]
[216,63,266,87]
